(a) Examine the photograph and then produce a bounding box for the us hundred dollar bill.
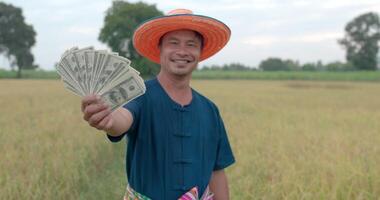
[101,75,145,111]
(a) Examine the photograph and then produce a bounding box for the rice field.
[1,79,380,199]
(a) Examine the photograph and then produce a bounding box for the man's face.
[159,30,202,77]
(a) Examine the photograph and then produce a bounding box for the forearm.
[209,169,230,200]
[106,107,133,136]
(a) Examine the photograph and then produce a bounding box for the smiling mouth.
[171,59,191,64]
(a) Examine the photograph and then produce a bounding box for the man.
[81,9,235,200]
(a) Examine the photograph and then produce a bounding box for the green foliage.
[325,61,355,71]
[301,63,318,71]
[131,57,160,79]
[202,62,253,70]
[98,1,163,77]
[1,69,380,82]
[192,70,380,81]
[0,69,59,79]
[301,61,324,71]
[259,57,300,71]
[221,63,252,70]
[202,60,357,72]
[339,12,380,70]
[301,61,355,71]
[0,2,37,78]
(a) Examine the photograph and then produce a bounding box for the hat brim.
[133,14,231,64]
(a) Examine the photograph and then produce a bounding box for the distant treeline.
[2,68,380,82]
[192,70,380,81]
[201,58,378,72]
[0,68,59,79]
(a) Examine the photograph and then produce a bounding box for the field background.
[1,79,380,199]
[2,69,380,81]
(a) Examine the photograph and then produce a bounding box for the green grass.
[2,69,380,81]
[0,69,59,79]
[0,69,380,81]
[193,70,380,81]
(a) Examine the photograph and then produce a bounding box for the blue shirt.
[107,78,235,199]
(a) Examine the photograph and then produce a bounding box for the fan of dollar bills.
[56,46,146,111]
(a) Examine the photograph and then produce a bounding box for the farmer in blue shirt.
[81,9,235,200]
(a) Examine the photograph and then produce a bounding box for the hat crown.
[166,9,193,15]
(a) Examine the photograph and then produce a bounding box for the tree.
[283,59,301,71]
[325,61,355,71]
[301,62,318,71]
[259,58,286,71]
[301,61,325,71]
[222,63,251,70]
[339,12,380,70]
[259,57,300,71]
[0,2,37,78]
[99,1,163,78]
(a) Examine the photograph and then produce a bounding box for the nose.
[175,47,189,57]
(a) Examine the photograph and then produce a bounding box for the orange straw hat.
[133,9,231,64]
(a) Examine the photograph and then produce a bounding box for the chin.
[171,69,192,76]
[169,65,193,75]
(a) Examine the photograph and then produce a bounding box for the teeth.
[173,60,188,64]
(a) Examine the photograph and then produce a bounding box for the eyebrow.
[166,36,200,44]
[158,34,203,48]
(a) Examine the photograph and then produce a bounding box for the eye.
[187,42,198,48]
[168,40,179,45]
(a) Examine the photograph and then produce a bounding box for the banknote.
[101,75,145,111]
[56,46,146,111]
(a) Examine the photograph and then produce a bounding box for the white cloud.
[243,31,343,46]
[252,13,324,31]
[291,0,312,7]
[294,32,343,43]
[67,26,99,36]
[321,0,379,9]
[3,0,379,69]
[243,36,279,46]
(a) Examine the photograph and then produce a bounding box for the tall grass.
[1,79,380,199]
[0,80,125,199]
[192,80,380,199]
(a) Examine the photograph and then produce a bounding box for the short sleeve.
[213,108,235,171]
[106,96,143,143]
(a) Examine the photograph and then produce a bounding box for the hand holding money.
[56,46,146,112]
[81,95,113,131]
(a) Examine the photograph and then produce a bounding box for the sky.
[1,0,380,70]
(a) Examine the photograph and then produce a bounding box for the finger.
[104,116,113,130]
[97,115,111,130]
[88,107,112,127]
[81,95,100,112]
[83,103,108,121]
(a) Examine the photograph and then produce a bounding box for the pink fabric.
[178,186,214,200]
[124,184,214,200]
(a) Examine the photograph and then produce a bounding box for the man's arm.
[82,95,133,136]
[209,169,230,200]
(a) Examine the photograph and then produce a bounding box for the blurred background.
[1,0,380,199]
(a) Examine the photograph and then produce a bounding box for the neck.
[157,72,192,106]
[157,71,191,91]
